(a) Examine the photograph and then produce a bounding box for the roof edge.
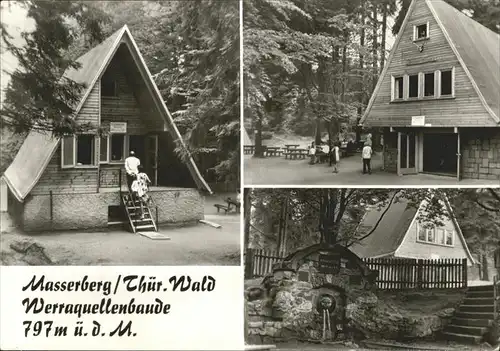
[5,27,128,201]
[426,0,500,125]
[360,0,418,125]
[2,173,23,202]
[393,200,422,255]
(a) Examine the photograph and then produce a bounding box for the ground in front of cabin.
[244,133,499,186]
[0,193,240,266]
[268,340,495,350]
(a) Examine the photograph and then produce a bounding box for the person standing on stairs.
[131,165,151,219]
[125,150,141,193]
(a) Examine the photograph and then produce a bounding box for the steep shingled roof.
[350,198,418,258]
[428,0,500,122]
[3,26,211,201]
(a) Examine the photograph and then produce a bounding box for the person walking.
[362,143,372,174]
[125,150,140,192]
[330,141,340,173]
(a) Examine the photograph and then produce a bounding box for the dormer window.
[413,22,429,41]
[417,223,454,247]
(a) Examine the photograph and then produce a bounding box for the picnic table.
[284,147,308,160]
[244,145,255,154]
[265,146,282,157]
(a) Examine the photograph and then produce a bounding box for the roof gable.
[351,196,476,264]
[350,198,418,258]
[427,0,500,122]
[360,0,499,126]
[4,26,211,201]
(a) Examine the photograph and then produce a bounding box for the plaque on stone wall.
[318,254,341,274]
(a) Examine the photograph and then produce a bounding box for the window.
[426,228,435,243]
[110,134,126,161]
[101,75,117,97]
[76,135,95,165]
[414,23,429,40]
[100,136,109,163]
[62,136,75,168]
[445,230,453,246]
[418,227,427,241]
[61,134,96,168]
[437,229,445,245]
[441,70,453,96]
[417,223,454,246]
[394,77,404,99]
[409,74,419,98]
[424,72,435,97]
[391,68,454,101]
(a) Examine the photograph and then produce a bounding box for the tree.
[247,188,454,252]
[1,1,109,136]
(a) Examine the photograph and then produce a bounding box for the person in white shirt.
[309,142,317,164]
[330,141,340,173]
[362,143,373,174]
[124,151,141,192]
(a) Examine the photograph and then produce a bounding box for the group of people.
[308,141,341,173]
[308,134,374,175]
[124,151,152,219]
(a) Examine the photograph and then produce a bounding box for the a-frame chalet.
[3,26,212,232]
[360,0,500,181]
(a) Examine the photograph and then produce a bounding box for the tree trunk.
[254,111,264,157]
[277,199,285,253]
[315,117,322,145]
[244,188,251,249]
[372,4,378,91]
[380,3,388,70]
[356,8,366,143]
[481,252,489,281]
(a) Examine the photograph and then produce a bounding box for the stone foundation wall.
[18,188,204,232]
[461,128,500,181]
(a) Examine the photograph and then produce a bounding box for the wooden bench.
[214,204,229,214]
[284,148,308,160]
[244,145,255,154]
[265,146,282,157]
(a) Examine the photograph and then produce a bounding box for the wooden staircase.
[122,193,157,233]
[442,284,497,344]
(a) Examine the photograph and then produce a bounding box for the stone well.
[245,244,378,344]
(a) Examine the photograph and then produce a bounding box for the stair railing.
[119,169,138,224]
[494,275,499,321]
[144,186,158,230]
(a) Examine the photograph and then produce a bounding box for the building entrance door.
[145,134,158,186]
[422,133,458,176]
[398,131,417,175]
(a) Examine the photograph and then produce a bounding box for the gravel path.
[244,154,499,186]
